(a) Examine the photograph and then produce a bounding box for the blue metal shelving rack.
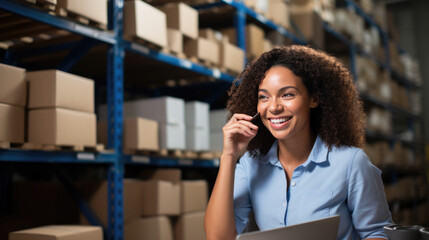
[0,0,425,237]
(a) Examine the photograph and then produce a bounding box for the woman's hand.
[222,113,259,161]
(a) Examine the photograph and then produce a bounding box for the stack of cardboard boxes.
[0,63,26,145]
[185,101,209,152]
[76,169,207,240]
[209,109,229,153]
[26,70,96,148]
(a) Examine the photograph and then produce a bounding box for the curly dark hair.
[227,45,366,156]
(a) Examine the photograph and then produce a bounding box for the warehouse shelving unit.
[0,0,426,239]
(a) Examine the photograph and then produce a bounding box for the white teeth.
[270,117,291,124]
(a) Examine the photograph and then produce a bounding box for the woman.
[204,45,392,240]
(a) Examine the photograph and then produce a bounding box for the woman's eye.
[258,95,268,100]
[283,93,294,98]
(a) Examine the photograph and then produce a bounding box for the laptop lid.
[236,215,340,240]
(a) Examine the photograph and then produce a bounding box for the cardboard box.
[79,179,142,227]
[124,0,167,48]
[181,180,208,213]
[124,216,173,240]
[290,11,324,49]
[184,37,220,64]
[56,0,107,26]
[246,24,265,58]
[141,180,180,216]
[28,108,96,147]
[173,212,205,240]
[185,101,209,128]
[123,97,185,125]
[9,225,102,240]
[244,0,269,15]
[220,41,245,73]
[0,103,24,143]
[0,63,26,106]
[124,117,159,151]
[27,70,94,113]
[139,168,181,183]
[269,0,290,29]
[99,117,159,151]
[159,3,198,39]
[209,131,223,152]
[209,109,228,131]
[186,128,209,151]
[167,28,183,54]
[160,123,186,150]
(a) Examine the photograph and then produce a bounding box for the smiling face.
[257,65,318,142]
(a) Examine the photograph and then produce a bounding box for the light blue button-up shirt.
[233,135,393,239]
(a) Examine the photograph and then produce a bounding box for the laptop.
[236,215,340,240]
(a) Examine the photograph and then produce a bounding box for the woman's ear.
[310,94,319,108]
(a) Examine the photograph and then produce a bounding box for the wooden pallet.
[126,36,168,53]
[124,148,222,160]
[1,142,105,152]
[56,8,107,30]
[23,0,56,12]
[220,67,240,76]
[189,56,218,69]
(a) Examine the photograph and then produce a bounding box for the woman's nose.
[269,98,283,114]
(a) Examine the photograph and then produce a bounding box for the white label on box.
[179,59,192,69]
[131,155,150,164]
[77,153,95,161]
[131,43,150,55]
[212,69,221,78]
[178,159,193,165]
[257,14,268,24]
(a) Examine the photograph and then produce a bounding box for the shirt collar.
[262,135,329,168]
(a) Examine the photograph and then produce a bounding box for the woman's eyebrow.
[258,86,298,92]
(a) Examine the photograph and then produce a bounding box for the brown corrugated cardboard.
[79,179,142,227]
[28,108,96,147]
[167,28,183,54]
[141,180,180,216]
[184,37,220,64]
[219,41,245,73]
[246,24,265,59]
[0,103,24,143]
[159,3,198,39]
[124,216,173,240]
[124,1,167,48]
[173,212,205,240]
[0,63,26,107]
[269,0,290,29]
[9,225,102,240]
[124,117,159,151]
[56,0,107,25]
[290,11,324,49]
[181,180,208,213]
[27,70,94,113]
[139,168,182,183]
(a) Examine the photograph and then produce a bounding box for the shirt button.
[291,182,296,186]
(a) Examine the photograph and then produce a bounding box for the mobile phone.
[250,112,260,123]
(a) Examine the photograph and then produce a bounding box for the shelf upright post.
[234,1,246,65]
[107,0,124,239]
[349,44,358,82]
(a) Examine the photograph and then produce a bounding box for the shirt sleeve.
[234,154,252,234]
[347,149,393,239]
